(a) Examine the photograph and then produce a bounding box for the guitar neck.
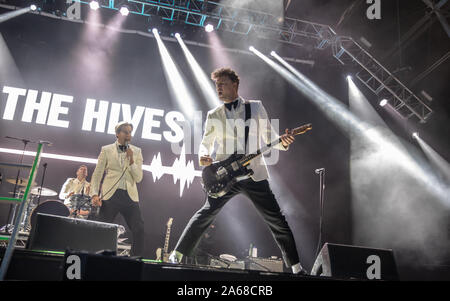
[163,228,171,253]
[238,138,282,166]
[238,123,312,166]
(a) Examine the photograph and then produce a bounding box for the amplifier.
[247,257,284,273]
[210,258,245,270]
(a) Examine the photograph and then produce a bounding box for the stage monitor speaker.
[63,250,143,281]
[27,213,118,253]
[311,243,399,280]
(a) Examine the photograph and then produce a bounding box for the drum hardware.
[5,177,37,187]
[7,186,57,197]
[68,194,92,219]
[7,190,25,197]
[30,186,57,197]
[4,187,57,232]
[18,194,38,233]
[3,136,31,233]
[36,162,48,206]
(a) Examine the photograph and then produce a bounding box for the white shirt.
[115,141,128,191]
[59,177,90,206]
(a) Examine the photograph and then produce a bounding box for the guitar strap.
[244,102,251,154]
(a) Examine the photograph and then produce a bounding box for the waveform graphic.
[0,146,202,198]
[143,144,202,197]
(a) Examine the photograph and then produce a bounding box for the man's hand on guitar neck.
[200,155,213,166]
[281,128,295,148]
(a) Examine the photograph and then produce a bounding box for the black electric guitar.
[201,123,312,198]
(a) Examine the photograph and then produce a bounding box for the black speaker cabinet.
[63,250,143,281]
[311,243,399,280]
[27,213,118,253]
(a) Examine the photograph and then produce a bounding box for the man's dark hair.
[211,67,240,87]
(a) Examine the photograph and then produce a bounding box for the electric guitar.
[156,217,173,262]
[201,123,312,198]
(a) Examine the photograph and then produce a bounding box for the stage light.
[174,33,181,39]
[346,75,352,81]
[176,33,220,108]
[412,132,419,139]
[249,46,255,52]
[152,28,158,35]
[119,7,129,16]
[30,5,37,11]
[379,99,388,107]
[154,29,197,118]
[270,51,276,56]
[205,24,214,33]
[89,1,99,10]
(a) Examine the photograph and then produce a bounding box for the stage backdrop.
[0,10,350,268]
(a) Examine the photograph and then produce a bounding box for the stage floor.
[0,247,332,281]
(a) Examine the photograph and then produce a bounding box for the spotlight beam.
[415,136,450,182]
[175,34,220,108]
[153,30,197,118]
[252,48,449,206]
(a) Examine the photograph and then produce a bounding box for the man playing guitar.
[169,67,308,275]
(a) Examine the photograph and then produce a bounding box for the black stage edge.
[0,247,333,282]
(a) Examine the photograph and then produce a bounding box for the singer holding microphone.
[90,121,145,257]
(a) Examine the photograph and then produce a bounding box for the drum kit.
[2,177,92,233]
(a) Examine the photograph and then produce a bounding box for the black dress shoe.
[296,268,309,276]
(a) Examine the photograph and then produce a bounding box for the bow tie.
[225,99,239,111]
[119,144,128,152]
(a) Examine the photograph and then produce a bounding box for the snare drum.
[29,200,70,229]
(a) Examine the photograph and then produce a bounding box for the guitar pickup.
[216,166,228,178]
[231,161,239,171]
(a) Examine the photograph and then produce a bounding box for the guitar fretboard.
[163,227,171,253]
[238,124,311,166]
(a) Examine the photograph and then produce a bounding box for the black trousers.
[174,178,300,267]
[96,189,145,257]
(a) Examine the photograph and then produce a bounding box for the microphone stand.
[314,168,325,259]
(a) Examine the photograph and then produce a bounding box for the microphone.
[315,168,325,174]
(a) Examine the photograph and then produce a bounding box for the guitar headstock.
[167,217,173,227]
[290,123,312,136]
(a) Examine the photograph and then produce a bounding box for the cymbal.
[30,186,57,197]
[6,177,37,187]
[8,191,24,196]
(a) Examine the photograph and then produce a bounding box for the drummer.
[59,165,91,218]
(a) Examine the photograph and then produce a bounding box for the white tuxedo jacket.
[90,143,143,202]
[199,98,287,182]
